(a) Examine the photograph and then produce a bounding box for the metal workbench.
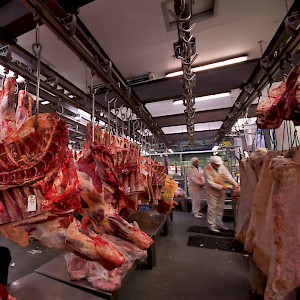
[125,207,170,269]
[29,209,170,299]
[9,272,105,300]
[35,253,124,300]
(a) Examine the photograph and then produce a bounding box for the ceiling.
[0,0,297,151]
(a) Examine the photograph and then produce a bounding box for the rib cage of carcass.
[0,77,140,271]
[256,64,300,129]
[77,123,173,251]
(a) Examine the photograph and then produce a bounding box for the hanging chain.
[170,0,197,145]
[1,68,9,88]
[90,72,95,142]
[32,14,42,130]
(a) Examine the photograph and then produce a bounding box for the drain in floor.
[187,235,244,253]
[187,226,235,237]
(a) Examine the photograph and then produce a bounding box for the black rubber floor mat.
[187,226,235,237]
[187,235,244,253]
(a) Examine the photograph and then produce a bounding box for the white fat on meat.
[244,151,278,258]
[235,149,267,244]
[264,158,300,300]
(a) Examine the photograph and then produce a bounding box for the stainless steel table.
[35,253,114,299]
[35,252,140,300]
[125,208,170,269]
[9,272,105,300]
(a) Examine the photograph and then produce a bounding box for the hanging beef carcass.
[77,142,154,250]
[263,158,300,299]
[0,78,128,270]
[15,90,34,129]
[235,148,267,244]
[244,151,279,268]
[277,64,300,125]
[0,77,17,141]
[256,83,286,129]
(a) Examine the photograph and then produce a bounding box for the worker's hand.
[234,185,240,191]
[222,185,229,190]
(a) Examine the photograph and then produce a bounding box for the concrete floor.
[0,210,253,300]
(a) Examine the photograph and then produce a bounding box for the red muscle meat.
[0,77,16,141]
[256,83,286,129]
[77,148,154,250]
[16,90,34,129]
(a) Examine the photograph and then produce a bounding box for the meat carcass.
[16,90,34,129]
[0,77,16,141]
[264,158,300,300]
[244,151,278,260]
[256,83,286,129]
[235,149,267,244]
[0,82,129,270]
[77,148,154,250]
[65,233,147,292]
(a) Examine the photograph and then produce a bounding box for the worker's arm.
[188,167,205,186]
[204,166,224,190]
[220,165,239,187]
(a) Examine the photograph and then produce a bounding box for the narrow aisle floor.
[0,210,252,300]
[118,210,252,300]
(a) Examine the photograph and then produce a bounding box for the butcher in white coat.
[188,157,205,219]
[204,156,239,232]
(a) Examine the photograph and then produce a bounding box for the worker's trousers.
[190,187,205,215]
[207,189,225,228]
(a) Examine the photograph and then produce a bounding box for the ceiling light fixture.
[173,92,230,105]
[41,100,50,105]
[0,66,25,83]
[78,108,91,120]
[166,56,248,78]
[211,145,219,152]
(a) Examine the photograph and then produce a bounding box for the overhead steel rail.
[20,0,168,144]
[0,35,143,141]
[217,1,300,142]
[0,36,110,125]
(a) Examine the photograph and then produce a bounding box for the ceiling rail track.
[20,0,167,144]
[217,1,300,142]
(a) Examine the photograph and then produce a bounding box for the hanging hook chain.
[91,72,95,142]
[32,14,42,130]
[1,67,9,87]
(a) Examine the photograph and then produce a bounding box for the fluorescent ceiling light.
[211,145,219,151]
[168,148,173,153]
[0,66,25,83]
[173,92,230,105]
[78,108,91,120]
[99,120,105,126]
[166,56,248,78]
[41,100,50,105]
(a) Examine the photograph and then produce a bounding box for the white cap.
[190,157,199,165]
[211,156,223,165]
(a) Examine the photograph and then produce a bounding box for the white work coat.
[188,165,205,193]
[204,163,237,193]
[204,163,237,227]
[188,165,205,214]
